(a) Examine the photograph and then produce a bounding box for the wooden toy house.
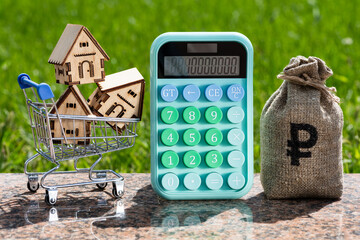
[88,68,145,132]
[48,24,110,85]
[50,85,92,145]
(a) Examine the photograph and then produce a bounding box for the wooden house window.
[50,120,54,130]
[66,62,71,71]
[58,69,64,76]
[79,42,89,47]
[128,90,137,98]
[75,128,79,136]
[66,129,74,135]
[66,103,77,108]
[100,59,104,68]
[94,91,101,101]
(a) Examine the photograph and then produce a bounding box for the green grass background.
[0,0,359,173]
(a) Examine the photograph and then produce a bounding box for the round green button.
[161,151,179,168]
[183,128,201,146]
[205,128,223,146]
[205,150,223,168]
[205,106,223,124]
[183,106,201,124]
[183,150,201,168]
[161,106,179,124]
[161,129,179,146]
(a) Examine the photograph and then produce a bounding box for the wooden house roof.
[50,85,92,115]
[97,68,144,92]
[48,24,110,65]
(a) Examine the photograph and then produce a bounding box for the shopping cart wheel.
[45,189,58,205]
[112,180,124,198]
[27,181,39,192]
[27,175,39,192]
[96,182,107,190]
[112,188,124,198]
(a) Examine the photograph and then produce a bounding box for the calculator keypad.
[157,83,247,194]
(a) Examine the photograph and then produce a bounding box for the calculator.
[150,32,253,200]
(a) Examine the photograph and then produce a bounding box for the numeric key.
[161,106,179,124]
[162,173,179,190]
[183,128,201,146]
[183,150,201,168]
[161,151,179,168]
[183,106,201,124]
[161,129,179,146]
[205,106,223,124]
[205,150,223,168]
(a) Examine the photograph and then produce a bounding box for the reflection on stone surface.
[0,173,359,239]
[149,200,253,239]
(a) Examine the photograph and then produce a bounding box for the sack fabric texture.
[260,56,344,199]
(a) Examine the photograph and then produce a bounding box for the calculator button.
[161,106,179,124]
[227,172,245,190]
[161,129,179,146]
[183,84,201,102]
[183,150,201,168]
[205,150,223,168]
[227,84,244,102]
[183,128,201,146]
[205,128,223,146]
[183,106,201,124]
[205,84,223,102]
[162,173,179,190]
[183,173,201,190]
[161,85,178,102]
[205,106,223,124]
[161,151,179,168]
[227,151,245,168]
[227,107,244,123]
[227,128,245,146]
[205,173,223,190]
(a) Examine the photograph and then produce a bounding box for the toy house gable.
[50,85,92,115]
[48,24,110,85]
[50,86,92,144]
[88,68,145,132]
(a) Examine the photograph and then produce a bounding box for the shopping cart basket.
[18,73,139,205]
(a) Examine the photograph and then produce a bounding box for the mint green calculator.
[150,32,253,200]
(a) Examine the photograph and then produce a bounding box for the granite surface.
[0,173,359,239]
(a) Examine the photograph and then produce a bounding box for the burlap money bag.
[260,56,343,199]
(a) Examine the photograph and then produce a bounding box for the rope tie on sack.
[277,56,340,103]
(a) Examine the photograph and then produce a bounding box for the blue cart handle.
[18,73,54,100]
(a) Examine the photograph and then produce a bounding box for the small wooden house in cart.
[48,24,110,85]
[50,85,92,145]
[88,68,145,132]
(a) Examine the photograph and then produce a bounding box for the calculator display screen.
[158,41,247,78]
[164,56,240,77]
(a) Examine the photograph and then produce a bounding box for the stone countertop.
[0,173,359,239]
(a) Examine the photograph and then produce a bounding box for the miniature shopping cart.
[18,73,139,205]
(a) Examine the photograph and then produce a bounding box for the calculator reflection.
[151,200,253,238]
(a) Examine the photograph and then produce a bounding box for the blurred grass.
[0,0,359,173]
